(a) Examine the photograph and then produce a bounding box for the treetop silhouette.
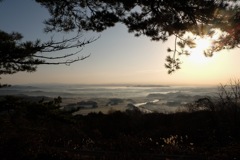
[0,1,99,86]
[1,0,240,86]
[37,0,240,73]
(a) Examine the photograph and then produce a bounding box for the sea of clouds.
[0,84,219,114]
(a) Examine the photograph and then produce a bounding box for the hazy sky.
[1,0,240,86]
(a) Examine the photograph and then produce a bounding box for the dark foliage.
[0,96,240,159]
[36,0,224,40]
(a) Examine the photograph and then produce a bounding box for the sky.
[1,0,240,86]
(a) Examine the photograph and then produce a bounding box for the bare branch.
[0,29,99,80]
[33,48,83,60]
[5,54,90,66]
[39,35,100,53]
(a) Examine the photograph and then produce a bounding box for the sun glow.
[195,38,212,52]
[187,28,224,65]
[188,37,213,64]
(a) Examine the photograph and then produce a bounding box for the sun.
[187,28,223,64]
[188,37,213,64]
[195,38,212,52]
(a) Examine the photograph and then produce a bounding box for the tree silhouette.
[0,31,98,74]
[0,1,99,87]
[2,0,240,85]
[36,0,240,73]
[0,30,98,86]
